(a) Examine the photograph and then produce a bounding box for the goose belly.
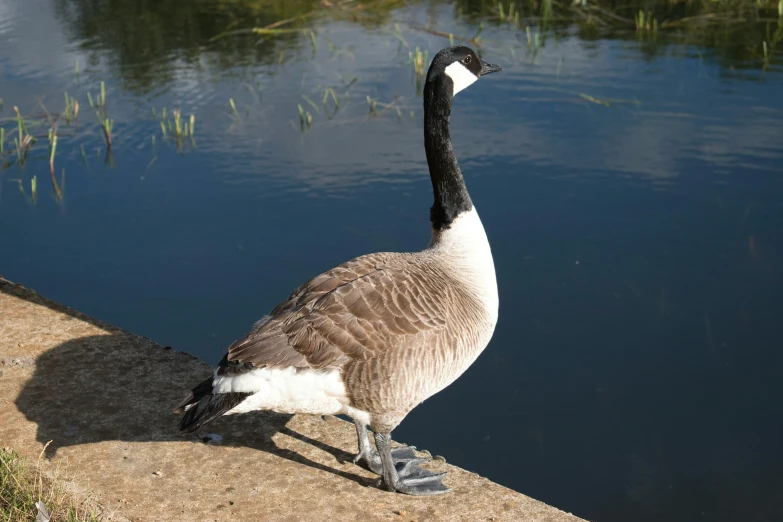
[215,367,348,415]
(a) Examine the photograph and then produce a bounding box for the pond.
[1,0,782,520]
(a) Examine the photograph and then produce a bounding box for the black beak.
[480,60,502,76]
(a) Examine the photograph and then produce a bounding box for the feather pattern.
[219,208,497,432]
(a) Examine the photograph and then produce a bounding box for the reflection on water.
[1,0,782,521]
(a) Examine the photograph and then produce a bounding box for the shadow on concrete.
[13,333,375,488]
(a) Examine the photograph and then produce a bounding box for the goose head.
[425,46,502,98]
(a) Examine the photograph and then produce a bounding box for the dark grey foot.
[374,431,451,496]
[353,446,421,475]
[353,421,420,475]
[378,459,450,496]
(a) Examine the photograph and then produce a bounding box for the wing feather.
[222,253,448,373]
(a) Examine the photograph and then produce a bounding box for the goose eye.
[463,56,472,64]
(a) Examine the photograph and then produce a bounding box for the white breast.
[427,207,499,324]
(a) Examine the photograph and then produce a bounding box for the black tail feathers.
[174,377,250,433]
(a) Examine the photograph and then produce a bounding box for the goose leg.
[374,432,450,496]
[352,421,420,475]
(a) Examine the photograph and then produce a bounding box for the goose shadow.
[13,333,375,488]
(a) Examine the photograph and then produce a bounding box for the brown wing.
[224,253,448,372]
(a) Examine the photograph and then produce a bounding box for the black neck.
[424,76,473,231]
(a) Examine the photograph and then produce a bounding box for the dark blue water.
[2,0,782,520]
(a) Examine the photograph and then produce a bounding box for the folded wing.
[223,253,449,374]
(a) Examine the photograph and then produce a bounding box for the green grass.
[0,448,102,522]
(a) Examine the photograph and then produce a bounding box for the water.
[2,0,782,520]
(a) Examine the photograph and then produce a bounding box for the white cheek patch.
[445,61,479,95]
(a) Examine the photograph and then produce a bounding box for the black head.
[425,46,502,97]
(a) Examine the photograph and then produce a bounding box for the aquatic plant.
[635,9,659,36]
[322,88,340,118]
[409,47,428,77]
[63,93,79,126]
[86,82,114,151]
[101,118,113,150]
[297,103,312,130]
[229,98,240,121]
[156,107,196,148]
[366,96,378,117]
[393,23,408,47]
[12,106,35,166]
[409,47,429,93]
[48,130,58,177]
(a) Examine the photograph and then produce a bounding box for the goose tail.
[174,377,250,433]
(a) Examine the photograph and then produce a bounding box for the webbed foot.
[353,421,422,474]
[353,445,421,475]
[377,458,451,496]
[374,431,451,496]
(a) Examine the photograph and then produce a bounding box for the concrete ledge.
[0,278,585,522]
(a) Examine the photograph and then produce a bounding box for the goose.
[174,45,502,496]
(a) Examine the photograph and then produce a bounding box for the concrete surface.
[0,278,586,522]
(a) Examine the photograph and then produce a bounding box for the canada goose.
[175,45,502,496]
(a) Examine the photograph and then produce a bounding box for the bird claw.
[378,460,450,496]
